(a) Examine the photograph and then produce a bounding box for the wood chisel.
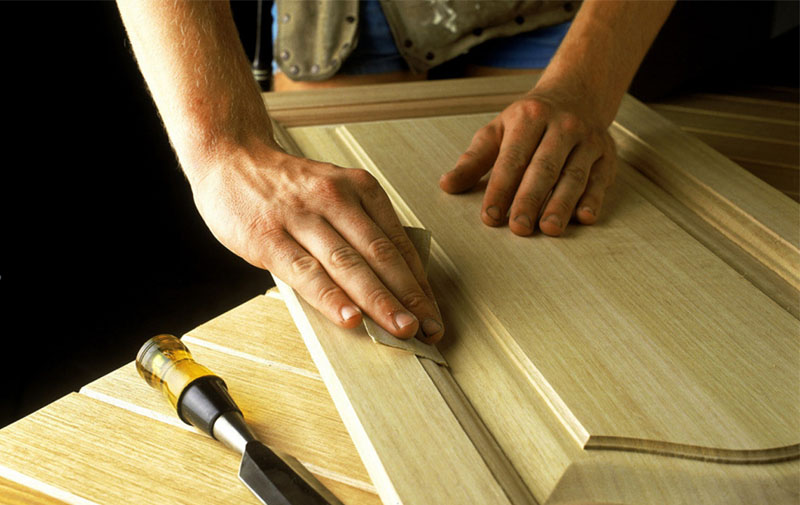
[136,334,342,505]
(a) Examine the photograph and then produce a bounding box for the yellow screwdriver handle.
[136,334,216,410]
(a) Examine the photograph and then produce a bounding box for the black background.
[0,1,797,428]
[1,1,271,427]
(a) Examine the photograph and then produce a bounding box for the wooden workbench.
[1,76,797,504]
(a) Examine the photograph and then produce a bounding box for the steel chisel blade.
[239,441,335,505]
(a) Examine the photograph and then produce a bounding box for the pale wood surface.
[613,96,800,293]
[263,74,538,127]
[651,90,800,202]
[0,476,68,505]
[294,114,799,455]
[275,276,514,505]
[284,103,800,502]
[2,76,798,505]
[0,295,380,505]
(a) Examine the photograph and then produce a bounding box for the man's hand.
[117,0,443,342]
[191,143,444,343]
[439,90,616,236]
[440,0,674,235]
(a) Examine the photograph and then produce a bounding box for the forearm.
[116,0,274,184]
[536,0,675,125]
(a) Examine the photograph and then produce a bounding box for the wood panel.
[654,93,799,122]
[0,476,67,505]
[648,103,799,201]
[263,74,538,127]
[612,96,800,292]
[0,294,380,505]
[274,276,514,505]
[283,102,800,502]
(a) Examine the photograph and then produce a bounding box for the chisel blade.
[239,441,338,505]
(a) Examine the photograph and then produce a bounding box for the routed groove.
[419,358,539,505]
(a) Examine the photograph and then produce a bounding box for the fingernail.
[514,214,532,230]
[421,318,443,338]
[544,214,562,229]
[580,206,595,217]
[485,205,502,221]
[393,311,417,330]
[340,305,361,322]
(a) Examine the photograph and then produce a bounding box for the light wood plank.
[613,95,800,292]
[78,294,379,504]
[329,115,799,456]
[649,104,799,142]
[263,74,538,127]
[0,394,248,505]
[0,476,68,505]
[682,129,799,167]
[286,112,800,502]
[274,277,514,505]
[182,295,320,378]
[655,93,799,122]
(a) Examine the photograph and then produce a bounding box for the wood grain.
[0,293,380,505]
[653,93,799,122]
[0,394,248,505]
[284,106,799,502]
[274,276,514,505]
[333,115,799,456]
[0,476,68,505]
[81,294,378,504]
[613,95,800,292]
[263,74,538,127]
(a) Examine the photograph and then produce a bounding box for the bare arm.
[116,0,443,342]
[440,0,675,235]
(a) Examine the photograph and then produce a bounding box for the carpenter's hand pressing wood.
[191,145,443,343]
[439,88,616,236]
[117,0,443,343]
[440,0,674,235]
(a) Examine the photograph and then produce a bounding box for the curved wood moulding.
[330,116,799,464]
[277,88,799,503]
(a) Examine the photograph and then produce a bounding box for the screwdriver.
[136,334,342,505]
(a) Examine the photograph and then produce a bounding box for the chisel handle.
[136,334,241,438]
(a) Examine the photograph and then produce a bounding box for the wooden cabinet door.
[267,78,799,505]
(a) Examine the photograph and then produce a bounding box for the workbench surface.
[1,76,796,505]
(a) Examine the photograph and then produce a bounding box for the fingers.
[288,214,426,339]
[355,172,444,343]
[262,227,365,330]
[439,123,502,194]
[481,119,548,227]
[576,136,616,225]
[529,139,599,236]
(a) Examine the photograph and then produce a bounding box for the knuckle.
[364,286,395,310]
[367,236,399,265]
[548,197,573,215]
[498,145,530,174]
[398,290,431,312]
[311,176,347,203]
[560,114,586,137]
[562,163,589,184]
[350,167,374,184]
[328,245,364,271]
[390,234,418,260]
[316,283,343,306]
[517,98,549,118]
[290,254,324,278]
[534,156,562,181]
[514,192,545,211]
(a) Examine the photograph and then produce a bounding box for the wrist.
[180,130,283,190]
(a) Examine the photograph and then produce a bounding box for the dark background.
[1,1,797,428]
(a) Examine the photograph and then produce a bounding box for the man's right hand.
[190,142,444,343]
